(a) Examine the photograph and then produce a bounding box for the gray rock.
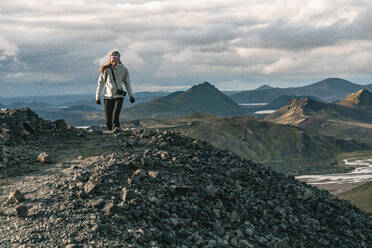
[37,152,51,163]
[84,181,99,195]
[15,205,28,218]
[103,202,115,215]
[303,189,314,201]
[121,188,136,203]
[92,224,102,233]
[207,239,217,247]
[160,151,169,160]
[169,185,192,196]
[7,190,25,204]
[205,184,218,198]
[239,240,254,248]
[147,171,158,178]
[94,198,105,209]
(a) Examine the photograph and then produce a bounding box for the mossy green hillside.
[339,181,372,213]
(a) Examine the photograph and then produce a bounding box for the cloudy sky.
[1,0,372,97]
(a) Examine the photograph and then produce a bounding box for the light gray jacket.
[96,64,134,101]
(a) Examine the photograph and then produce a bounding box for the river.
[296,157,372,195]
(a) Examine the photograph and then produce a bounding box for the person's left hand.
[130,97,135,104]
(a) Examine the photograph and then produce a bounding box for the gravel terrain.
[0,108,371,247]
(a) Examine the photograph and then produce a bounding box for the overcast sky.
[1,0,372,97]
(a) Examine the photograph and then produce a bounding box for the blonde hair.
[99,51,122,74]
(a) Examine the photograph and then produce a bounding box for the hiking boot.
[112,127,121,134]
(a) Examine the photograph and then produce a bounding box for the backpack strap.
[109,66,120,90]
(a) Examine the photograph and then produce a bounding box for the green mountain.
[121,82,247,120]
[265,90,372,142]
[123,114,369,175]
[231,78,372,103]
[232,86,287,104]
[339,181,372,213]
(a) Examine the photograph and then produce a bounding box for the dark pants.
[104,98,123,130]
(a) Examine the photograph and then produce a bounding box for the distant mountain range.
[265,89,372,142]
[231,78,372,103]
[121,82,248,120]
[0,92,169,126]
[3,78,372,129]
[2,83,248,125]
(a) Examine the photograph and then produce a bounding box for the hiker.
[96,51,135,131]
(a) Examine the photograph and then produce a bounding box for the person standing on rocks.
[96,51,135,131]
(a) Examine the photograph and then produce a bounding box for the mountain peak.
[256,84,273,90]
[288,97,326,111]
[310,78,357,88]
[338,89,372,107]
[265,97,327,127]
[320,77,352,83]
[187,81,216,92]
[177,82,246,115]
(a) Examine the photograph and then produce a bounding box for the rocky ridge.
[0,108,371,247]
[0,108,87,177]
[337,89,372,108]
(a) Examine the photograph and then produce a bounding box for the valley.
[297,156,372,195]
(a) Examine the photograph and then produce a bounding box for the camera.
[116,89,127,96]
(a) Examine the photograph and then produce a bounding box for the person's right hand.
[96,99,101,105]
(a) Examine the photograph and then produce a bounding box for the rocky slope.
[265,92,372,141]
[266,90,372,128]
[0,108,371,247]
[337,89,372,109]
[265,98,328,128]
[0,107,83,177]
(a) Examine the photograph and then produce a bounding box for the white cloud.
[261,40,372,75]
[1,0,372,95]
[0,36,18,62]
[4,71,75,83]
